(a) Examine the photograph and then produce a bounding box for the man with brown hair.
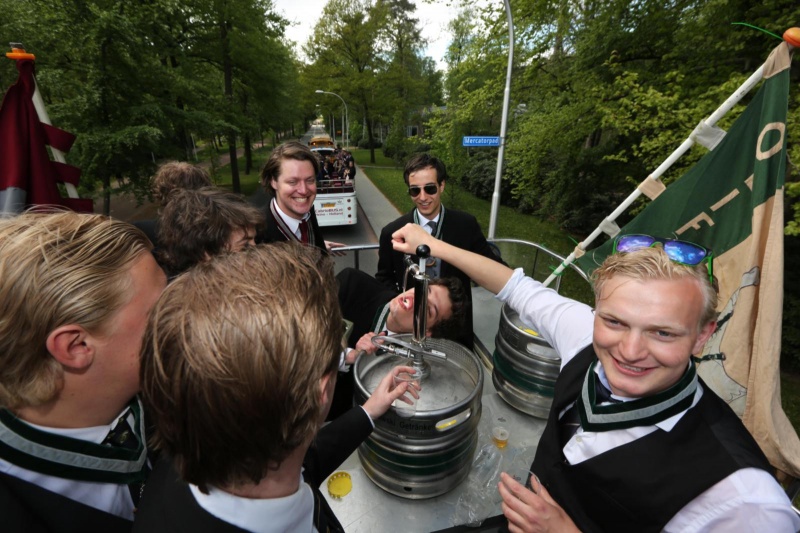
[134,243,413,532]
[133,161,213,247]
[256,141,343,254]
[0,212,167,532]
[157,187,264,277]
[392,224,799,532]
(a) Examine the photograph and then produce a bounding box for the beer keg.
[353,336,483,499]
[492,303,561,418]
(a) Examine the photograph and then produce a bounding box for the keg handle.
[371,334,446,379]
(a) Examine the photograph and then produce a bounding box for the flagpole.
[6,44,79,199]
[29,80,79,199]
[543,33,797,288]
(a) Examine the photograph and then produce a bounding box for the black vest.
[531,346,773,533]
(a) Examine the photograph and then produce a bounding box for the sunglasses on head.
[408,184,439,197]
[614,234,714,283]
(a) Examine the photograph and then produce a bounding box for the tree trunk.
[364,100,375,164]
[102,174,111,215]
[244,132,252,174]
[221,19,240,193]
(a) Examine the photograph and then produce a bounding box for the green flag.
[576,42,800,476]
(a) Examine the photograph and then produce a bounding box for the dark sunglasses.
[408,184,439,197]
[614,234,714,283]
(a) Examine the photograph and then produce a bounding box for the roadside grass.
[213,146,273,196]
[351,148,397,168]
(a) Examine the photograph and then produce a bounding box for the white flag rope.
[543,41,792,288]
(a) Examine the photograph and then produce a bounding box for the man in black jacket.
[391,224,800,532]
[256,141,343,254]
[135,244,412,533]
[376,153,505,348]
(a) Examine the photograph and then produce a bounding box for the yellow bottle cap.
[327,471,352,499]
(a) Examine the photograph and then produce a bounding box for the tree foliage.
[0,0,301,207]
[427,0,800,234]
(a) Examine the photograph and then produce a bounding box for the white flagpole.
[543,40,791,288]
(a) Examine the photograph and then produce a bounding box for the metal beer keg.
[353,245,483,499]
[492,303,561,418]
[354,337,483,499]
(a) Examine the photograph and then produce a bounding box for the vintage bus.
[311,146,357,227]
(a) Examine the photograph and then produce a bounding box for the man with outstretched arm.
[391,223,799,532]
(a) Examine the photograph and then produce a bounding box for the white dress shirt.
[190,475,316,533]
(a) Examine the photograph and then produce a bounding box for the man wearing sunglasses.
[391,225,799,533]
[376,153,505,348]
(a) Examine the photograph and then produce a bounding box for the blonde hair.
[592,246,718,328]
[0,212,152,409]
[141,243,341,491]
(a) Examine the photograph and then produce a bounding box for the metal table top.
[323,371,548,532]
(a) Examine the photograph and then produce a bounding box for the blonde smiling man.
[392,224,799,533]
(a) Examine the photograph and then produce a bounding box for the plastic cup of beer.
[393,369,421,418]
[492,426,509,448]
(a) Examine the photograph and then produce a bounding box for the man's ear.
[439,180,446,193]
[319,370,337,408]
[693,321,717,354]
[45,325,95,370]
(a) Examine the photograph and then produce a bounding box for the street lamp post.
[315,90,348,148]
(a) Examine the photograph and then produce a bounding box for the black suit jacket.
[0,472,133,533]
[255,203,327,254]
[337,268,397,348]
[132,407,372,533]
[376,208,504,293]
[329,268,397,420]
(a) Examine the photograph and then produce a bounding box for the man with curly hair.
[157,187,263,278]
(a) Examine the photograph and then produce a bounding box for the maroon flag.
[0,56,92,214]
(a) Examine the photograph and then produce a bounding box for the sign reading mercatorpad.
[462,136,500,147]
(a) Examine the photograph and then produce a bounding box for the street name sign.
[462,136,501,147]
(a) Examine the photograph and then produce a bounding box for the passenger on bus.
[134,244,414,533]
[256,141,344,254]
[133,161,213,250]
[391,224,800,533]
[376,153,506,349]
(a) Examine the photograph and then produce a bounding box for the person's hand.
[355,331,385,356]
[325,240,347,257]
[390,223,434,255]
[361,365,420,420]
[498,472,579,533]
